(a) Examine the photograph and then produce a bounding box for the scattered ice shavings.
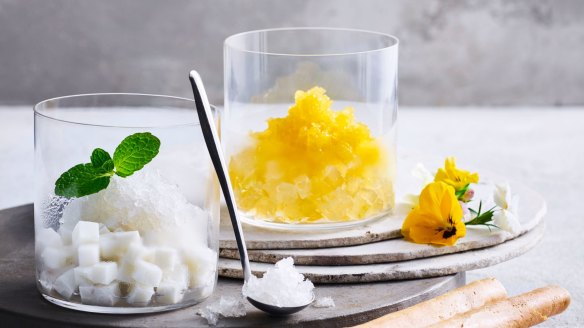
[197,296,246,325]
[312,296,335,308]
[242,257,314,307]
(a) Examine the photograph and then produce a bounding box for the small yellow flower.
[401,181,466,246]
[434,157,479,191]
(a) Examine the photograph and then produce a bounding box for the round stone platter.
[218,175,546,282]
[0,204,467,327]
[219,178,545,265]
[219,210,403,250]
[220,222,543,266]
[219,221,544,283]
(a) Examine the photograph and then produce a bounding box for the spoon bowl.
[189,70,314,315]
[247,293,315,316]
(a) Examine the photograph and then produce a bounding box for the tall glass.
[224,28,399,229]
[34,94,220,313]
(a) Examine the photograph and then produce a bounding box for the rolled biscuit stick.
[428,285,571,328]
[354,278,508,328]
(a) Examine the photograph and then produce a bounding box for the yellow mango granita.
[229,87,394,223]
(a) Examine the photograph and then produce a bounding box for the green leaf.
[466,210,495,226]
[90,148,112,167]
[113,132,160,177]
[455,184,469,200]
[100,159,115,172]
[465,200,498,227]
[54,163,114,198]
[54,132,160,198]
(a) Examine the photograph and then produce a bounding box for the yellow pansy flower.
[401,181,466,246]
[434,157,479,191]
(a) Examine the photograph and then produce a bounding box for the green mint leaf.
[113,132,160,177]
[54,163,114,198]
[54,132,160,198]
[100,159,115,172]
[90,148,112,167]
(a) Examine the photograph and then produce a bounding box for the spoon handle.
[189,70,252,282]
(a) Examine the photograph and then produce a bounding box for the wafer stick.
[428,285,571,328]
[353,278,508,328]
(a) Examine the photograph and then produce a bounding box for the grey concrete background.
[0,0,583,106]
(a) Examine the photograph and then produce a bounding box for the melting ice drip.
[37,170,217,307]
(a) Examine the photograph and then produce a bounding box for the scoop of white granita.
[242,257,314,307]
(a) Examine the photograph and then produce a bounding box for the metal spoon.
[189,70,314,315]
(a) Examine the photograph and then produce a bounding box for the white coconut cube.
[90,262,118,285]
[98,236,118,261]
[163,264,190,290]
[59,225,74,245]
[155,281,185,304]
[153,247,179,272]
[117,261,134,283]
[184,247,217,288]
[41,246,73,270]
[115,243,156,283]
[36,228,63,250]
[38,270,56,291]
[77,244,99,267]
[72,221,99,246]
[79,282,120,306]
[99,231,141,260]
[124,242,150,261]
[132,260,162,287]
[53,269,76,299]
[192,284,214,300]
[127,284,154,305]
[98,223,111,235]
[73,266,94,287]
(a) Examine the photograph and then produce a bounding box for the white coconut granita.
[313,296,335,308]
[242,257,314,307]
[37,169,217,307]
[197,296,247,325]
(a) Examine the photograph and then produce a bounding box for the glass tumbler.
[34,94,220,313]
[224,28,399,229]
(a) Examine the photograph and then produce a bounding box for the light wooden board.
[220,176,545,252]
[218,221,544,283]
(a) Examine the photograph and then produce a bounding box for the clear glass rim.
[33,92,210,129]
[224,27,399,57]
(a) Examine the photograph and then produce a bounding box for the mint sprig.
[55,132,160,198]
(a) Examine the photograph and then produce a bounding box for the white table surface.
[1,106,582,326]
